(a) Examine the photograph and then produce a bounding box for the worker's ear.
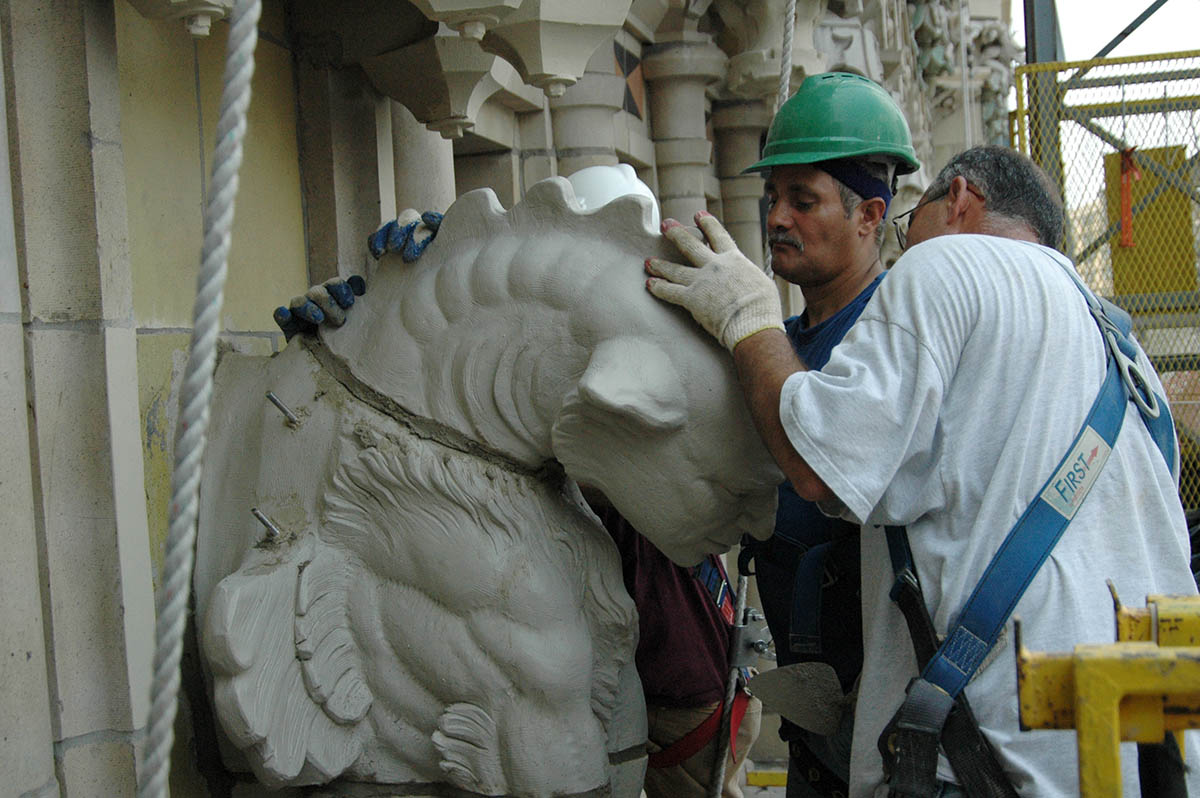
[575,337,687,431]
[858,196,887,240]
[944,176,976,226]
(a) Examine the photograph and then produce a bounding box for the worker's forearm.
[731,330,833,502]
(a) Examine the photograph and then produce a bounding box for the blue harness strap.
[894,265,1176,700]
[888,260,1176,696]
[879,262,1178,796]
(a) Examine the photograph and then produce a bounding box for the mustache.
[768,232,803,252]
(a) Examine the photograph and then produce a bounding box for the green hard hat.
[744,72,920,175]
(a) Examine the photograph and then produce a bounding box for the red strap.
[647,690,751,769]
[1119,147,1142,248]
[728,688,749,761]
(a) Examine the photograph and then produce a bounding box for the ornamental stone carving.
[194,179,782,796]
[408,0,524,41]
[714,0,829,100]
[362,24,511,139]
[480,0,636,97]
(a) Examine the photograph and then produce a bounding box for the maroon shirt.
[596,507,732,708]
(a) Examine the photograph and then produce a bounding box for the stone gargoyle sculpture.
[193,178,783,797]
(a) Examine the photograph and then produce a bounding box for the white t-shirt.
[779,234,1198,797]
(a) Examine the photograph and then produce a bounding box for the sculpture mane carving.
[194,179,782,796]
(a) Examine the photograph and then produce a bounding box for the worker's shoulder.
[890,234,1066,293]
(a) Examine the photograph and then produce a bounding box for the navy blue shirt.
[755,272,885,702]
[774,272,886,552]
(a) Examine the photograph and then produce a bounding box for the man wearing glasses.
[646,135,1198,794]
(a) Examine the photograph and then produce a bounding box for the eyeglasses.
[891,184,985,251]
[891,189,947,251]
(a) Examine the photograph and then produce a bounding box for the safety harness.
[880,257,1178,796]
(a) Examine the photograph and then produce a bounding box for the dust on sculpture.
[193,179,783,797]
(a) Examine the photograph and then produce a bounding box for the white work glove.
[645,211,784,351]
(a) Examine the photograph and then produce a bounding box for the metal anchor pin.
[265,391,300,426]
[251,507,283,541]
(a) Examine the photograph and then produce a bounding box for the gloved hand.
[274,208,443,340]
[645,210,783,351]
[273,275,366,341]
[367,208,443,262]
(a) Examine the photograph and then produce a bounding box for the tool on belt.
[879,257,1177,797]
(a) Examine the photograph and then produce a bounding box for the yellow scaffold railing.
[1015,584,1200,796]
[1013,50,1200,514]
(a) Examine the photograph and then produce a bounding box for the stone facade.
[0,0,1017,795]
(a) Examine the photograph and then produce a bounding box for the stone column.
[391,100,457,213]
[518,103,558,195]
[456,149,523,206]
[4,1,155,792]
[549,39,625,177]
[296,62,394,283]
[0,19,58,798]
[642,36,726,222]
[711,99,772,267]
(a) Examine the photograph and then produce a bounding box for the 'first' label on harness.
[1041,426,1111,520]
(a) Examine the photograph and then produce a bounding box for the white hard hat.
[565,163,661,228]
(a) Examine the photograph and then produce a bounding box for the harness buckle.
[1103,326,1160,420]
[879,678,954,798]
[1091,304,1160,421]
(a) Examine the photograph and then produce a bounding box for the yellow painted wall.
[118,1,307,330]
[116,0,305,574]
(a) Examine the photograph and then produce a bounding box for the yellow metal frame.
[1013,49,1200,511]
[1013,48,1200,155]
[1015,585,1200,795]
[745,768,788,787]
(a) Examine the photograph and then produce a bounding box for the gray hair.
[834,159,891,248]
[925,146,1064,249]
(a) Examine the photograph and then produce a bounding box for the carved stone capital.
[816,11,885,81]
[625,0,671,42]
[712,0,828,100]
[653,0,715,38]
[725,49,782,100]
[362,25,508,139]
[194,183,783,796]
[641,38,727,96]
[480,0,636,97]
[407,0,523,41]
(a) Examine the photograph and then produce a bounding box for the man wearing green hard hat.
[736,71,921,798]
[647,68,1197,797]
[689,71,924,797]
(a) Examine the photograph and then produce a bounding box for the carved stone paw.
[432,702,506,795]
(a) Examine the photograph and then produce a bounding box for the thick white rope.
[138,1,260,795]
[765,0,797,275]
[777,0,797,112]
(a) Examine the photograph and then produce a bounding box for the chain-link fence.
[1014,50,1200,513]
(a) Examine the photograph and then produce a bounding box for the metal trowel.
[746,662,847,736]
